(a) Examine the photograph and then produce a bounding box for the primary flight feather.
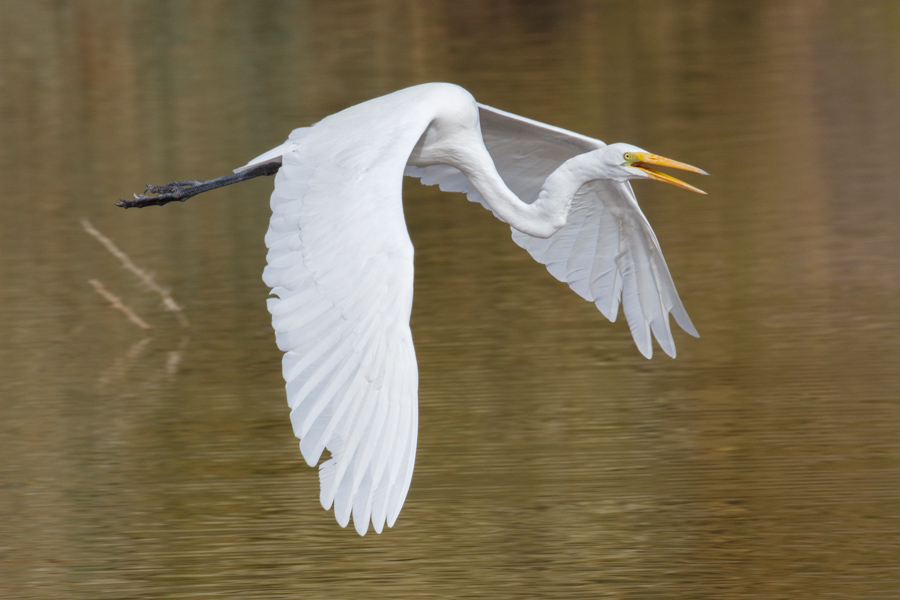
[120,82,706,535]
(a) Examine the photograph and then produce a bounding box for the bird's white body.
[239,82,701,535]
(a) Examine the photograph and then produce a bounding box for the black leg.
[117,161,282,208]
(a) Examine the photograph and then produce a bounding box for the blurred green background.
[1,2,898,598]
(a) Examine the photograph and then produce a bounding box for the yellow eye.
[623,152,633,162]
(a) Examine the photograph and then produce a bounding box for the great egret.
[119,82,706,535]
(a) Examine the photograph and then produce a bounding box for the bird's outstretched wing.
[405,104,697,358]
[261,107,429,535]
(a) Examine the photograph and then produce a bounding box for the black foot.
[117,181,204,208]
[116,162,281,209]
[145,181,204,194]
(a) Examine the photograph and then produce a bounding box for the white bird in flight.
[120,82,707,535]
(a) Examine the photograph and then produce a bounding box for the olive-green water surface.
[1,2,898,598]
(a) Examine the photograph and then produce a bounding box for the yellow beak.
[631,153,708,194]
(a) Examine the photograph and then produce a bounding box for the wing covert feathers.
[407,104,697,358]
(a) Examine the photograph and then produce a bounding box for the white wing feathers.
[253,87,696,536]
[262,114,425,535]
[406,103,696,359]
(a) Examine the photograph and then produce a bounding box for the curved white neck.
[463,149,601,239]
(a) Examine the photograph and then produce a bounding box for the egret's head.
[606,143,708,194]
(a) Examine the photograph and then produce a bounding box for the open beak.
[631,154,708,194]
